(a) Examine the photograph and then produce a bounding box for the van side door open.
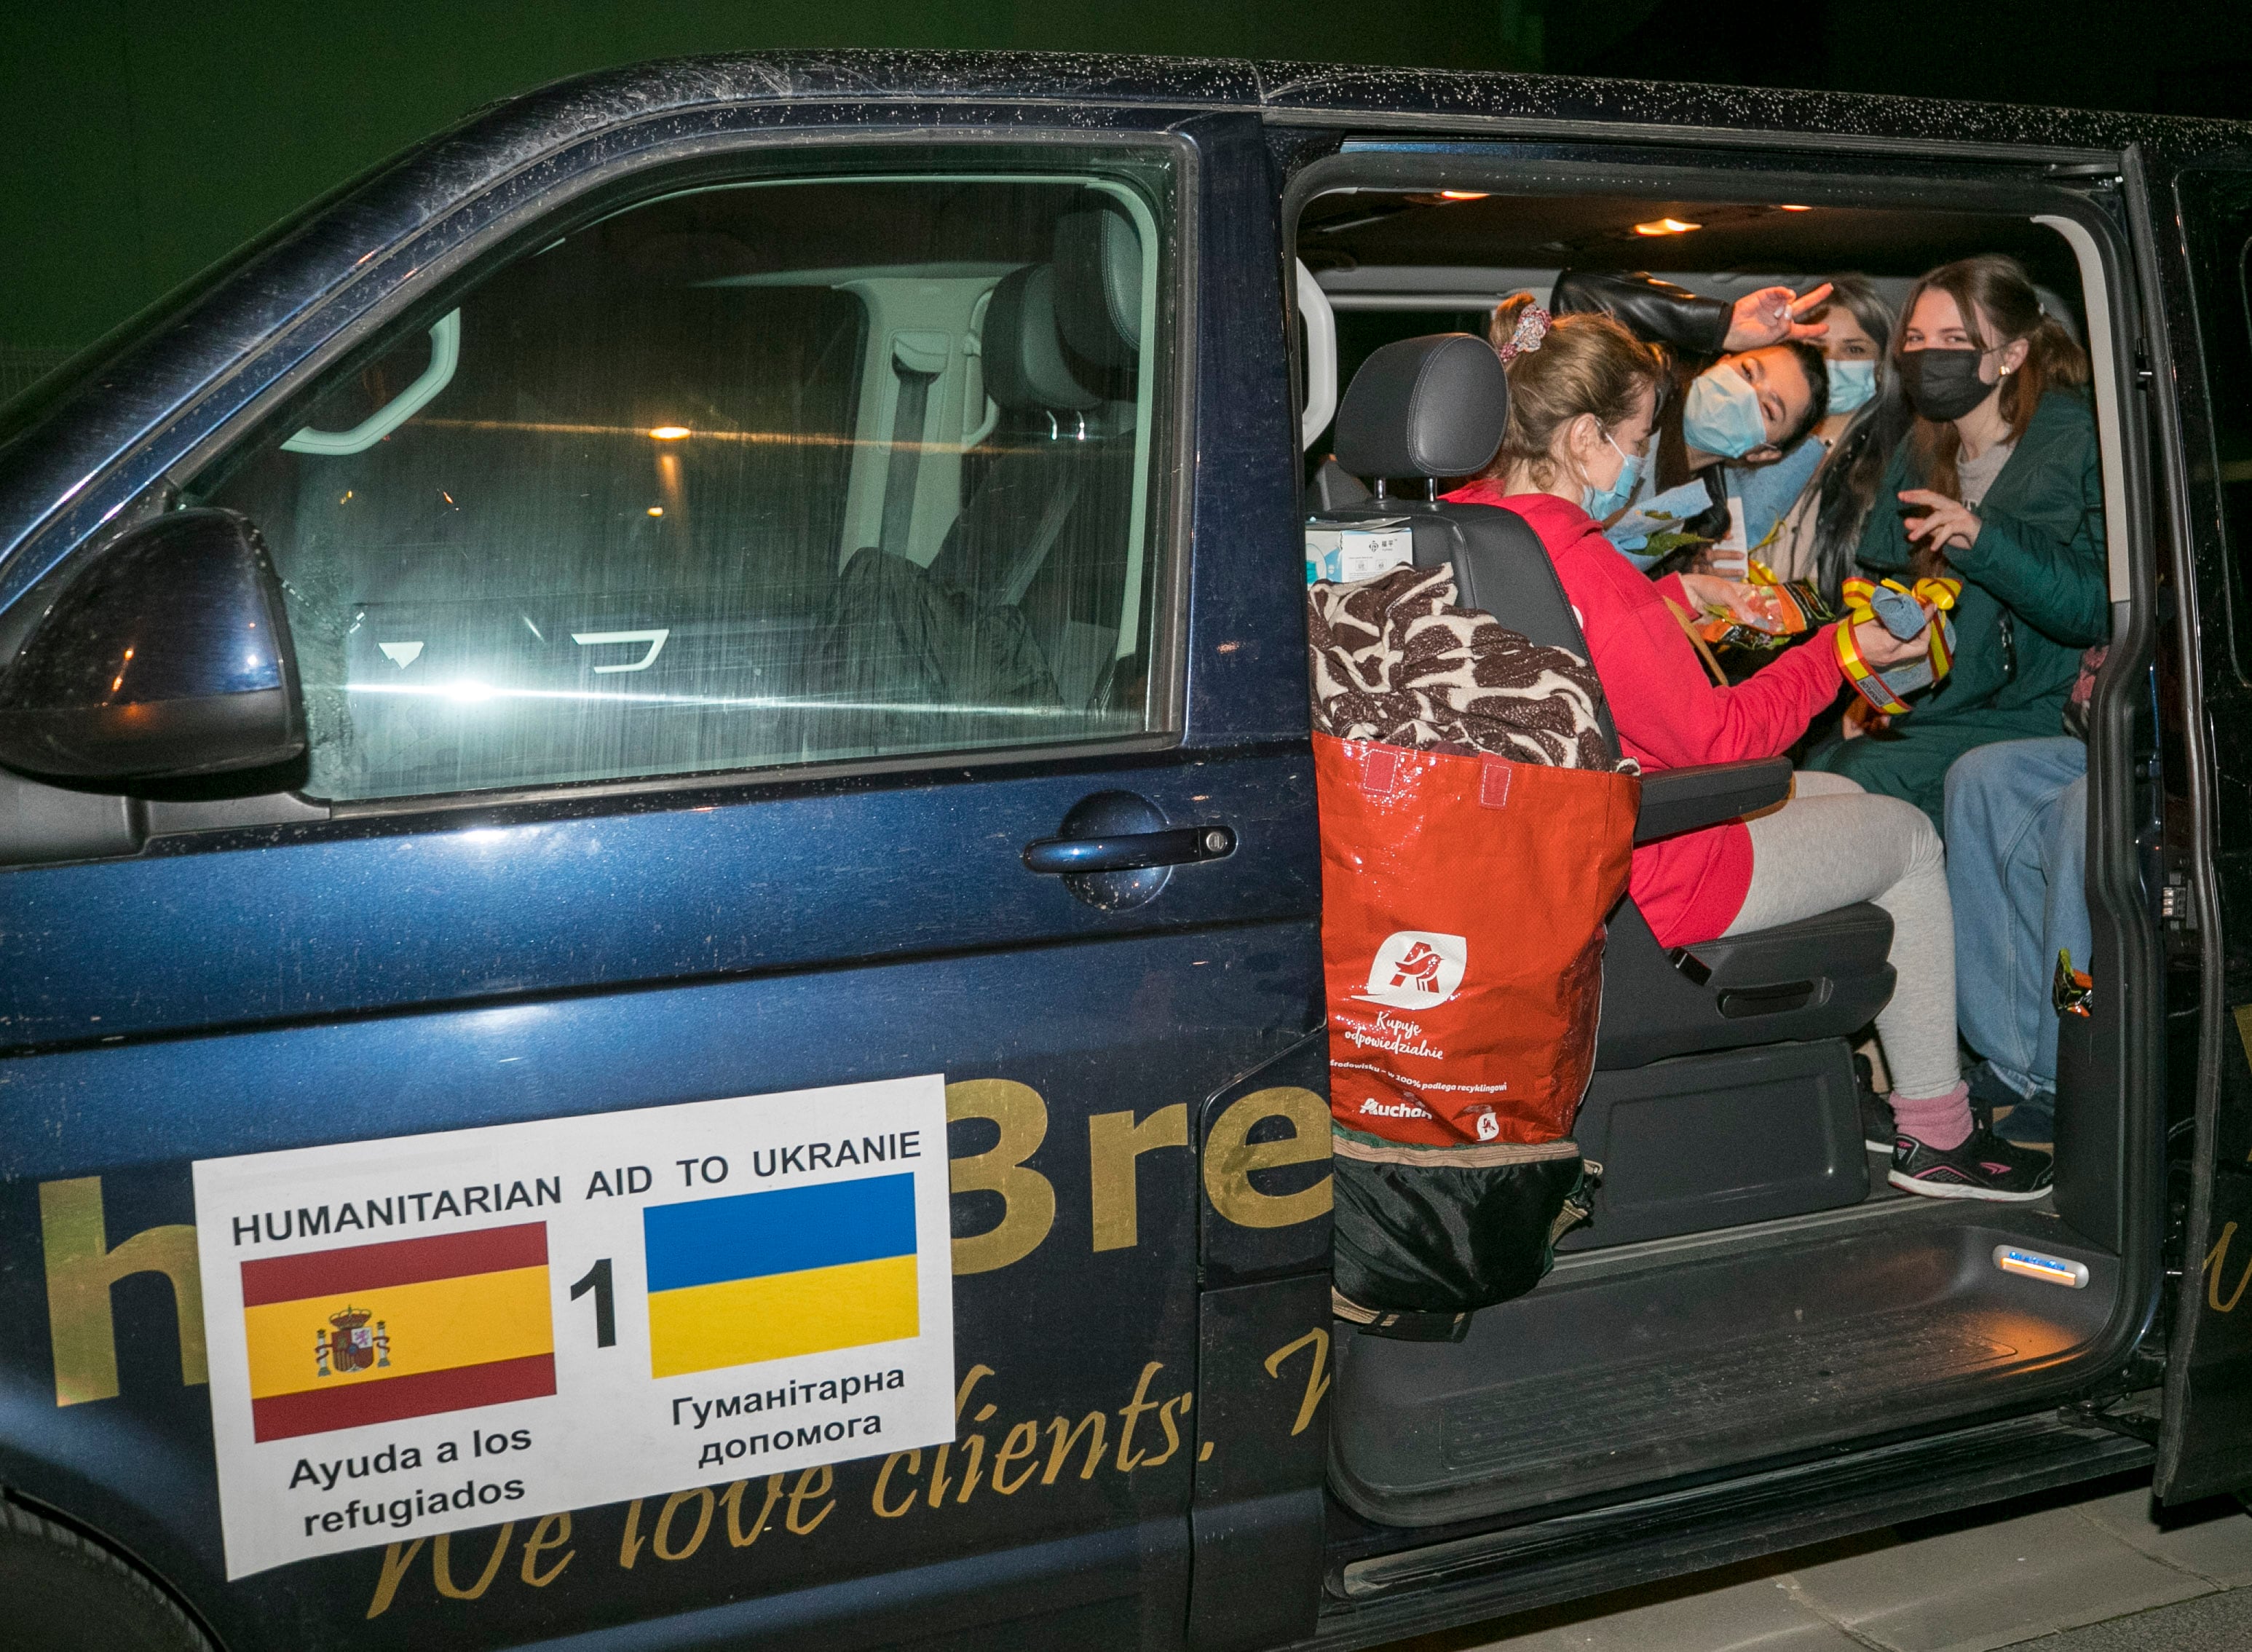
[2156,163,2252,1504]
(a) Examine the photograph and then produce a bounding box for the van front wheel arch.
[0,1496,213,1652]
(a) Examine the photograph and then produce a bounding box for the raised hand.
[1724,282,1834,352]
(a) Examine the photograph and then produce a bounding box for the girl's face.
[1822,307,1878,362]
[1611,379,1660,459]
[1902,286,2030,387]
[1903,288,1979,357]
[1560,377,1659,500]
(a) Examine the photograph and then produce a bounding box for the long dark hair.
[1900,254,2090,506]
[1810,274,1905,601]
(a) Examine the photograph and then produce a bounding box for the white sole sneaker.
[1886,1167,2053,1202]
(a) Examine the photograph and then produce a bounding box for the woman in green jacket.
[1807,255,2107,832]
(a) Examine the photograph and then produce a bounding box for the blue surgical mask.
[1581,430,1643,518]
[1828,357,1877,416]
[1682,364,1770,459]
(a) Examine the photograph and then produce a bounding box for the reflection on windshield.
[345,679,1117,716]
[197,170,1168,801]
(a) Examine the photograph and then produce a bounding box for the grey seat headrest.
[982,265,1101,413]
[1333,334,1510,481]
[1054,201,1142,368]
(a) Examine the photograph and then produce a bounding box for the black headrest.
[1334,334,1509,481]
[1054,200,1142,368]
[982,265,1100,413]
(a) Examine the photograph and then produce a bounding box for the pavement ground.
[1388,1471,2252,1652]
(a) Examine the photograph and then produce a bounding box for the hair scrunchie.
[1498,305,1552,366]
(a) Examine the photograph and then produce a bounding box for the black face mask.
[1897,347,1995,422]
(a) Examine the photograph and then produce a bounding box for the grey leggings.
[1723,770,1959,1100]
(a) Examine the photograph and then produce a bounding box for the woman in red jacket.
[1450,296,2050,1201]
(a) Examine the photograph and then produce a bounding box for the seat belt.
[879,332,950,557]
[998,462,1086,606]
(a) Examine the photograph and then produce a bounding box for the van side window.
[194,170,1172,802]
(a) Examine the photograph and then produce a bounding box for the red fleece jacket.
[1442,485,1850,946]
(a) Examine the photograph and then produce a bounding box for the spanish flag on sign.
[644,1173,917,1380]
[241,1222,556,1442]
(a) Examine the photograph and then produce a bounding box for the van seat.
[1320,333,1888,1251]
[925,221,1139,710]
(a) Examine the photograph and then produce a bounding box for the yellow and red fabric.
[240,1222,554,1442]
[1834,577,1961,715]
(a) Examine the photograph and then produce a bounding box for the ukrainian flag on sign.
[643,1173,917,1379]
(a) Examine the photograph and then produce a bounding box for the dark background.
[4,0,2248,390]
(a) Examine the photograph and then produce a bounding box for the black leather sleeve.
[1552,270,1731,358]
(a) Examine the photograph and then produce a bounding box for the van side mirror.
[0,509,304,783]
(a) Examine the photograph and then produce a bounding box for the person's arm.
[1552,272,1830,355]
[1552,270,1731,357]
[1560,550,1847,770]
[1921,444,2110,647]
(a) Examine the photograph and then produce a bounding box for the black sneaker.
[1890,1126,2054,1203]
[1859,1083,1896,1153]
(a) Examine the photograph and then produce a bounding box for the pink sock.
[1893,1081,1972,1151]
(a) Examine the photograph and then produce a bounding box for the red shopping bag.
[1318,732,1638,1148]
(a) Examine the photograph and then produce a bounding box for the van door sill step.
[1316,1414,2154,1651]
[1330,1212,2116,1528]
[1442,1305,2028,1476]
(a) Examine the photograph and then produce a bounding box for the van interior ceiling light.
[649,424,691,440]
[1632,217,1703,237]
[1438,191,1490,201]
[1779,204,1814,211]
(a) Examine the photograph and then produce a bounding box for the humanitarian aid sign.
[192,1075,955,1578]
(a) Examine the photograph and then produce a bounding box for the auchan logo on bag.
[1361,930,1468,1011]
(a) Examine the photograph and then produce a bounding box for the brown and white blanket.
[1308,564,1609,769]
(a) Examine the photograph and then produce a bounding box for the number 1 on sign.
[570,1257,616,1347]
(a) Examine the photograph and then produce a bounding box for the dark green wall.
[0,3,1554,377]
[7,0,2246,385]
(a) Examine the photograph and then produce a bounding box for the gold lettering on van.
[518,1514,574,1587]
[2205,1220,2252,1313]
[366,1538,428,1619]
[1263,1328,1332,1436]
[720,1475,785,1546]
[366,1359,1211,1618]
[946,1080,1056,1273]
[1087,1104,1188,1251]
[38,1177,207,1404]
[1203,1088,1332,1229]
[432,1524,515,1600]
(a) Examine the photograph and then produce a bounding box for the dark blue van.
[4,50,2252,1652]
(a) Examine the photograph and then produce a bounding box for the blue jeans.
[1943,737,2090,1095]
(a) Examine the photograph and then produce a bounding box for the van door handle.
[1022,825,1236,875]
